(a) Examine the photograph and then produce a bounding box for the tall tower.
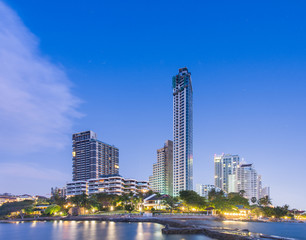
[172,67,193,196]
[149,140,173,195]
[72,130,119,181]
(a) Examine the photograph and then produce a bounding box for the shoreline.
[0,215,298,240]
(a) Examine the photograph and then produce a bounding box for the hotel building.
[173,67,193,196]
[236,163,260,201]
[66,175,150,197]
[72,131,119,181]
[214,154,240,193]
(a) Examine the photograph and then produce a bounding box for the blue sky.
[0,0,306,209]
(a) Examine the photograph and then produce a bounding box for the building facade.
[196,184,221,198]
[214,154,240,193]
[236,163,260,201]
[149,140,173,195]
[260,186,270,199]
[51,187,67,198]
[66,175,150,197]
[173,67,193,196]
[66,181,88,196]
[72,131,119,181]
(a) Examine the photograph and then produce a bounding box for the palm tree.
[258,195,272,207]
[239,190,246,197]
[251,197,257,204]
[162,196,179,213]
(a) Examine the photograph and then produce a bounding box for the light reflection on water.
[0,221,211,240]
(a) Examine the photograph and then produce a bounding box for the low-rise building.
[66,181,88,197]
[143,194,168,210]
[67,175,150,197]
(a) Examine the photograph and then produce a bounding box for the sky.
[0,0,305,209]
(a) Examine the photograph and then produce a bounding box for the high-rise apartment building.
[173,67,193,196]
[236,163,260,201]
[149,140,173,195]
[214,154,240,193]
[72,131,119,181]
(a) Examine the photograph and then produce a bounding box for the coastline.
[0,215,298,240]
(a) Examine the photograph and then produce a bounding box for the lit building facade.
[173,67,193,196]
[66,175,150,197]
[72,131,119,181]
[66,181,88,196]
[214,154,240,193]
[149,140,173,195]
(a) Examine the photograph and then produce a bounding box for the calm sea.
[0,220,305,240]
[0,221,210,240]
[205,220,306,240]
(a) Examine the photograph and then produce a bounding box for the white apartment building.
[214,154,240,193]
[66,175,150,197]
[66,181,88,196]
[173,67,193,196]
[236,163,260,201]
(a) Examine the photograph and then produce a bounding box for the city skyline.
[0,0,306,210]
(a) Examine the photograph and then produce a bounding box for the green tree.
[0,200,34,217]
[228,192,250,207]
[51,192,66,207]
[44,205,61,215]
[179,190,207,210]
[162,196,179,213]
[251,197,257,204]
[70,193,89,207]
[258,196,272,207]
[251,206,263,217]
[208,189,225,201]
[124,204,135,213]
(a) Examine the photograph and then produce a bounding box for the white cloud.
[0,2,81,153]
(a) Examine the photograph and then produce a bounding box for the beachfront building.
[173,67,193,196]
[236,163,260,201]
[149,140,173,195]
[66,175,150,197]
[195,184,222,198]
[214,154,240,193]
[72,131,119,181]
[66,181,88,196]
[143,194,168,210]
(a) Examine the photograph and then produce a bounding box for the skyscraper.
[149,140,173,195]
[72,131,119,181]
[214,154,240,193]
[173,67,193,196]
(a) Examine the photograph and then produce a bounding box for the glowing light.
[110,206,114,211]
